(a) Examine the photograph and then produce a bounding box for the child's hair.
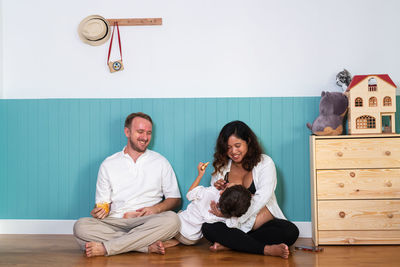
[219,185,252,217]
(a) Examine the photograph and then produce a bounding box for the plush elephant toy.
[306,91,348,136]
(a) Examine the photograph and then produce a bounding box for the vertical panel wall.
[2,97,397,221]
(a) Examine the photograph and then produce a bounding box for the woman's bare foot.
[209,242,230,252]
[264,243,289,259]
[148,241,165,255]
[85,242,106,257]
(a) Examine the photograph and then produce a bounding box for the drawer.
[315,138,400,169]
[318,200,400,230]
[318,230,400,244]
[317,169,400,199]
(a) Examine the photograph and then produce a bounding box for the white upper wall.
[2,0,400,99]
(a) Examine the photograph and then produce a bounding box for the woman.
[201,121,299,258]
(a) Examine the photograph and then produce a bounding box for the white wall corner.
[0,220,311,237]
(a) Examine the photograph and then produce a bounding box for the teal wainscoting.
[1,97,398,221]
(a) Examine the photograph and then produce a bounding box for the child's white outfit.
[177,185,246,244]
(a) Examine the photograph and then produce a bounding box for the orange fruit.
[96,202,109,214]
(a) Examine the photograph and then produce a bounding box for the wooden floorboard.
[0,235,399,266]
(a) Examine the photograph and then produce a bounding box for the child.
[123,162,252,251]
[164,162,252,248]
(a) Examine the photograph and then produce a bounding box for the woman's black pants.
[201,218,299,255]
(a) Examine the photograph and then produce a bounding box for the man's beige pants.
[73,211,180,255]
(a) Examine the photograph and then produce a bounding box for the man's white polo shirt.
[95,148,181,218]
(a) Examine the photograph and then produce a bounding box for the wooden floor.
[0,235,399,267]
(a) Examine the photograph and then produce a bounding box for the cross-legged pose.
[73,112,181,257]
[201,121,299,259]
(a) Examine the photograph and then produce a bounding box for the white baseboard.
[294,221,311,238]
[0,220,76,234]
[0,219,312,237]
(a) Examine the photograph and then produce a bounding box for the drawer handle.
[338,183,344,188]
[349,172,356,177]
[347,238,355,244]
[385,151,391,156]
[386,181,392,187]
[387,214,394,219]
[339,211,346,218]
[337,151,343,157]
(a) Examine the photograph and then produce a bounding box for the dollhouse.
[346,74,397,134]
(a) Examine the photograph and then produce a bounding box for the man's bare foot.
[85,242,106,257]
[148,241,165,255]
[209,242,230,252]
[264,243,289,259]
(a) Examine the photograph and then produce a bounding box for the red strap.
[116,22,123,60]
[107,22,123,63]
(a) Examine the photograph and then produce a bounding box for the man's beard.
[129,139,147,153]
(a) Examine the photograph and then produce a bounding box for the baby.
[124,162,252,253]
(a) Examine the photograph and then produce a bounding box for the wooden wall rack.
[106,18,162,26]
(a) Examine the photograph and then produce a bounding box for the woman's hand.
[213,179,227,190]
[209,200,225,217]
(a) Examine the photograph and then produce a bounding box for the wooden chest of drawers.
[310,134,400,245]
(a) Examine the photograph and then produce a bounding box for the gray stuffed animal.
[306,91,348,136]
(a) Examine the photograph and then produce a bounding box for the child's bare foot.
[148,241,165,255]
[85,242,106,257]
[209,242,230,252]
[163,238,180,248]
[264,243,289,259]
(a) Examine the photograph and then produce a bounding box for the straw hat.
[78,15,110,46]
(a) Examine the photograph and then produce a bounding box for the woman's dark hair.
[219,185,252,217]
[213,120,263,175]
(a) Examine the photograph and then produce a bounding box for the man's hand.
[90,206,109,219]
[123,206,160,218]
[209,200,224,217]
[123,211,142,218]
[122,198,181,218]
[135,206,160,217]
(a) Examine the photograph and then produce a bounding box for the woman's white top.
[210,154,286,233]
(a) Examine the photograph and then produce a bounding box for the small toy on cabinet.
[346,74,397,134]
[336,69,352,92]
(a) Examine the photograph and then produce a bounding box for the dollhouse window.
[383,96,392,106]
[368,78,377,91]
[356,115,376,129]
[355,97,363,107]
[369,97,377,107]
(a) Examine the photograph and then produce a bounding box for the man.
[73,112,182,257]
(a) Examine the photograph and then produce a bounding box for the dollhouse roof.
[346,74,397,91]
